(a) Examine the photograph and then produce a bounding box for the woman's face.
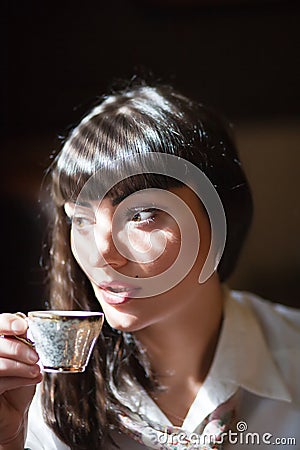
[64,186,211,332]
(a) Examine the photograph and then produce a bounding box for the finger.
[0,358,41,379]
[0,314,28,336]
[0,374,43,396]
[0,337,39,364]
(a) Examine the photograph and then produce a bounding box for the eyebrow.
[111,187,158,206]
[112,193,131,206]
[74,190,146,209]
[75,197,127,208]
[75,201,93,208]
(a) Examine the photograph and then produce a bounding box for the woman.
[0,83,299,450]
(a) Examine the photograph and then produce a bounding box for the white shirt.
[25,289,300,449]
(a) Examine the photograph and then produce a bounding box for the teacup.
[27,311,104,373]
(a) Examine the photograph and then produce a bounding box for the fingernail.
[12,319,25,333]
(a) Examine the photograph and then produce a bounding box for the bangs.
[52,152,183,207]
[51,92,193,206]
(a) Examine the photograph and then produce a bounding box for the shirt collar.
[209,287,292,403]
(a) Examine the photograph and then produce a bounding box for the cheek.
[70,230,94,277]
[116,226,173,265]
[137,229,181,276]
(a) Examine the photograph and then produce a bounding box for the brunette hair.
[42,81,253,448]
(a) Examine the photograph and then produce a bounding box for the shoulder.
[229,289,300,400]
[229,289,300,345]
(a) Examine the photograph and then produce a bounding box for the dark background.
[2,0,300,312]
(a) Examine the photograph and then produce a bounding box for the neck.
[134,275,224,387]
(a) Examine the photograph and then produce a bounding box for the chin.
[104,313,148,333]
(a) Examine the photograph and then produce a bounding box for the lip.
[97,282,141,305]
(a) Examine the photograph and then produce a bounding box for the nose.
[89,220,128,269]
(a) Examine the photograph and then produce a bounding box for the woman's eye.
[130,209,157,225]
[71,216,94,229]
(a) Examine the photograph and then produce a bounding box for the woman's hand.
[0,313,42,447]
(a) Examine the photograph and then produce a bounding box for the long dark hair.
[42,82,253,448]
